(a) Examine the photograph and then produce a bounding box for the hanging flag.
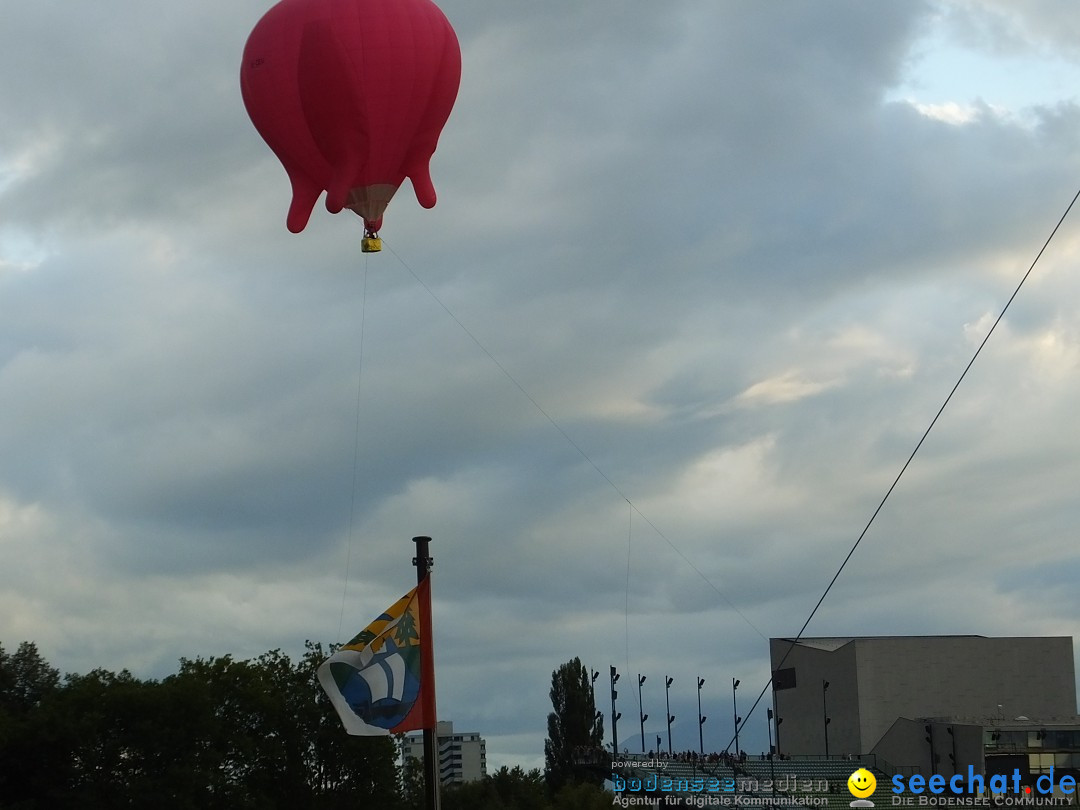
[318,577,434,735]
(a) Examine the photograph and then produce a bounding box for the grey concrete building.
[768,635,1077,758]
[402,720,488,786]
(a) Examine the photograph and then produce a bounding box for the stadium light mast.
[610,666,621,754]
[638,675,648,754]
[925,723,937,775]
[767,708,777,790]
[589,668,600,743]
[732,678,741,757]
[697,677,706,756]
[822,680,831,757]
[665,676,674,756]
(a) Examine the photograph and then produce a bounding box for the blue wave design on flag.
[331,641,422,729]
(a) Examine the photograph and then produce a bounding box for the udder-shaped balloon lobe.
[240,0,461,234]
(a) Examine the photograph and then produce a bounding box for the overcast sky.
[3,0,1080,771]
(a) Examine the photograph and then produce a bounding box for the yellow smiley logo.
[848,768,877,799]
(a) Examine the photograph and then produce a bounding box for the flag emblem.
[318,579,432,735]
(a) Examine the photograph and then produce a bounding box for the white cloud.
[735,372,839,407]
[910,100,985,124]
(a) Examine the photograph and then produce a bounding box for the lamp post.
[610,666,621,754]
[697,677,706,756]
[589,668,600,743]
[767,708,777,790]
[665,676,675,756]
[947,726,957,774]
[732,678,741,757]
[925,724,936,774]
[638,675,649,754]
[822,680,831,758]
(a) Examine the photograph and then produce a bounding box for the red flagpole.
[412,536,440,810]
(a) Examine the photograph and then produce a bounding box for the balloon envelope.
[240,0,461,233]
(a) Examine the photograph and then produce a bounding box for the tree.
[169,644,403,809]
[51,667,190,807]
[543,658,603,792]
[0,641,59,715]
[398,749,426,810]
[441,766,548,810]
[297,641,403,808]
[550,780,614,810]
[0,641,63,806]
[0,640,405,809]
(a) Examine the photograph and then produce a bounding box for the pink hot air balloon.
[240,0,461,249]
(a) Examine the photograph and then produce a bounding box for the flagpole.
[412,536,441,810]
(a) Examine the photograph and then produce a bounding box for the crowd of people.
[574,745,799,770]
[635,750,794,764]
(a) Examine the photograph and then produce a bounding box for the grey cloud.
[2,0,1080,767]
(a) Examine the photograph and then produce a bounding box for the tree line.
[0,641,611,809]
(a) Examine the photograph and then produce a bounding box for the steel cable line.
[727,184,1080,753]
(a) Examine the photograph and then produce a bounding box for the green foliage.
[0,641,60,715]
[0,641,616,810]
[441,766,612,810]
[441,766,549,810]
[0,641,64,806]
[543,657,604,792]
[550,780,614,810]
[0,640,402,810]
[398,751,426,810]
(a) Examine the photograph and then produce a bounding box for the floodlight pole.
[610,666,621,754]
[767,708,776,791]
[732,678,741,757]
[772,688,783,757]
[822,680,831,758]
[697,677,706,756]
[665,676,674,756]
[638,675,648,753]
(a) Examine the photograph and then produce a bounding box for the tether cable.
[384,241,767,640]
[337,258,370,644]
